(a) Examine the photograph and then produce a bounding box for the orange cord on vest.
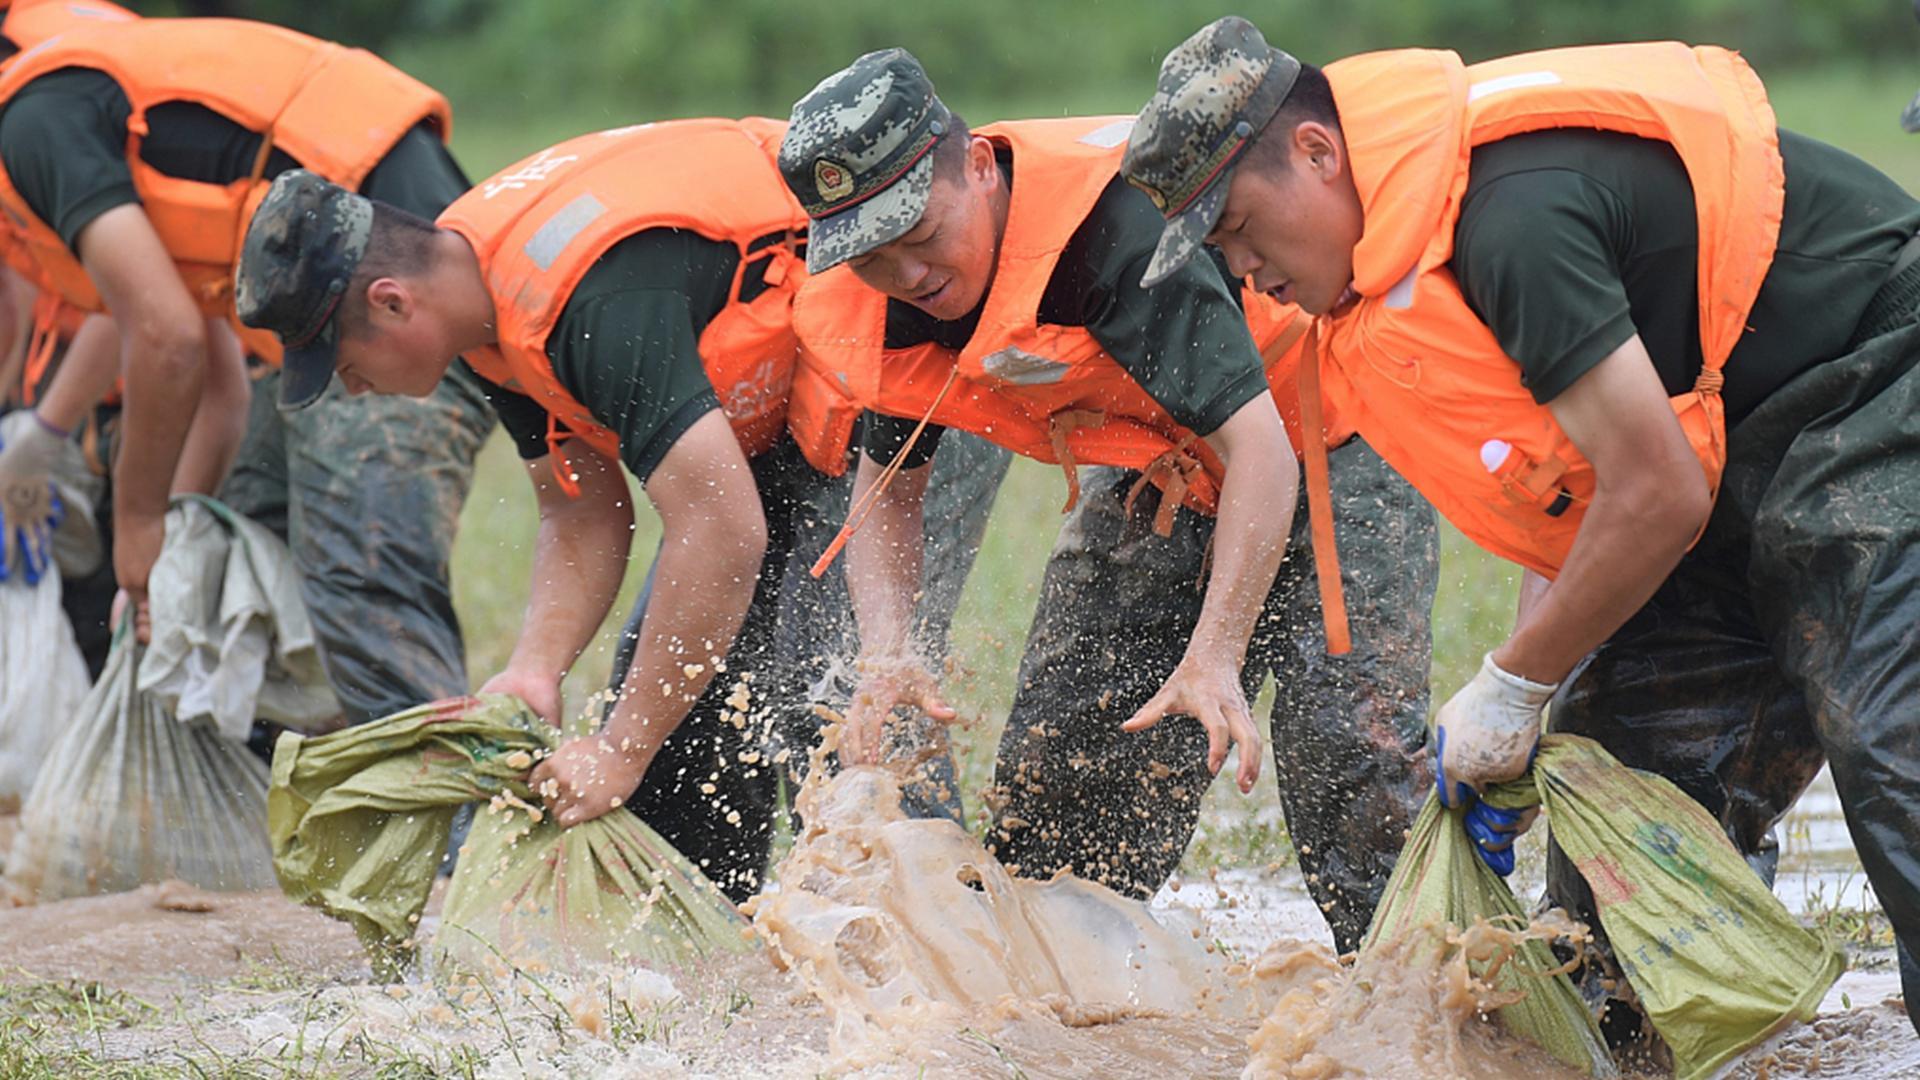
[809,365,961,579]
[544,413,583,498]
[1297,325,1352,656]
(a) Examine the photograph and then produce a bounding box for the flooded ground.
[0,768,1911,1078]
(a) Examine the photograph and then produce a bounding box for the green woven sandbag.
[1483,735,1842,1080]
[269,694,746,980]
[1364,783,1613,1076]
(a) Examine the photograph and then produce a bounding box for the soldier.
[1125,17,1920,1034]
[780,49,1437,952]
[233,119,1007,902]
[0,14,494,720]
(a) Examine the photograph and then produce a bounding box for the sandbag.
[1,613,275,901]
[0,569,88,814]
[0,411,96,812]
[141,496,338,741]
[1,495,336,901]
[1483,735,1843,1080]
[1367,734,1843,1079]
[268,695,749,981]
[1364,779,1613,1076]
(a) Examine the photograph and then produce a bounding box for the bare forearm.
[1188,449,1296,667]
[35,315,120,433]
[600,516,762,771]
[846,457,929,657]
[507,490,633,679]
[113,326,204,522]
[170,319,250,496]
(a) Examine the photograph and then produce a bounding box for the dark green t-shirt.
[1452,128,1920,423]
[481,229,743,484]
[0,66,466,242]
[863,154,1268,467]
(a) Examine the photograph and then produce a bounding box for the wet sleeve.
[1046,178,1268,438]
[474,376,555,462]
[0,70,139,252]
[545,288,721,484]
[1452,168,1638,405]
[860,409,945,469]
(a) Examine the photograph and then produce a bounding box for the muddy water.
[0,767,1911,1077]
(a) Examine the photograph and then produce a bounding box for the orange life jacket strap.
[545,413,583,498]
[809,364,961,579]
[1046,407,1106,513]
[19,291,64,407]
[1298,325,1351,656]
[1124,434,1203,540]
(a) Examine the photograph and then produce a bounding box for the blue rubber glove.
[1435,724,1538,877]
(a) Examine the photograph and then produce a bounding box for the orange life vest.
[793,116,1337,530]
[1,0,135,55]
[1316,42,1784,578]
[442,118,844,488]
[0,16,452,362]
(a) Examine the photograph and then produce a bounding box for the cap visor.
[805,154,936,274]
[276,339,338,411]
[1140,180,1231,289]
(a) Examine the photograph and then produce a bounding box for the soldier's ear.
[366,277,413,323]
[966,135,997,185]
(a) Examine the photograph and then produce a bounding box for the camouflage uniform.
[989,445,1435,952]
[783,46,1437,953]
[602,431,1009,901]
[231,154,494,725]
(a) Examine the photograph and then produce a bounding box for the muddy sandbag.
[1,612,276,901]
[1365,777,1613,1076]
[2,496,330,901]
[140,496,339,741]
[1368,735,1843,1080]
[268,695,748,981]
[1482,735,1843,1080]
[0,570,89,815]
[0,412,96,813]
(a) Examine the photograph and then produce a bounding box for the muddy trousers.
[609,432,1011,904]
[221,364,493,724]
[987,438,1437,954]
[1545,315,1920,1036]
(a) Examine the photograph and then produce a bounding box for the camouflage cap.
[234,169,373,410]
[779,48,953,274]
[1123,16,1300,288]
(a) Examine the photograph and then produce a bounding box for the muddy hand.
[1433,652,1557,808]
[528,735,646,828]
[0,478,56,586]
[480,667,563,727]
[1121,654,1262,793]
[845,657,956,767]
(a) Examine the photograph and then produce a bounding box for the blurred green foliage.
[157,0,1920,133]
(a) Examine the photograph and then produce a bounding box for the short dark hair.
[337,199,441,339]
[929,111,973,187]
[1247,63,1339,174]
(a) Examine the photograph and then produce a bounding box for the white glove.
[0,411,65,490]
[1433,652,1558,807]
